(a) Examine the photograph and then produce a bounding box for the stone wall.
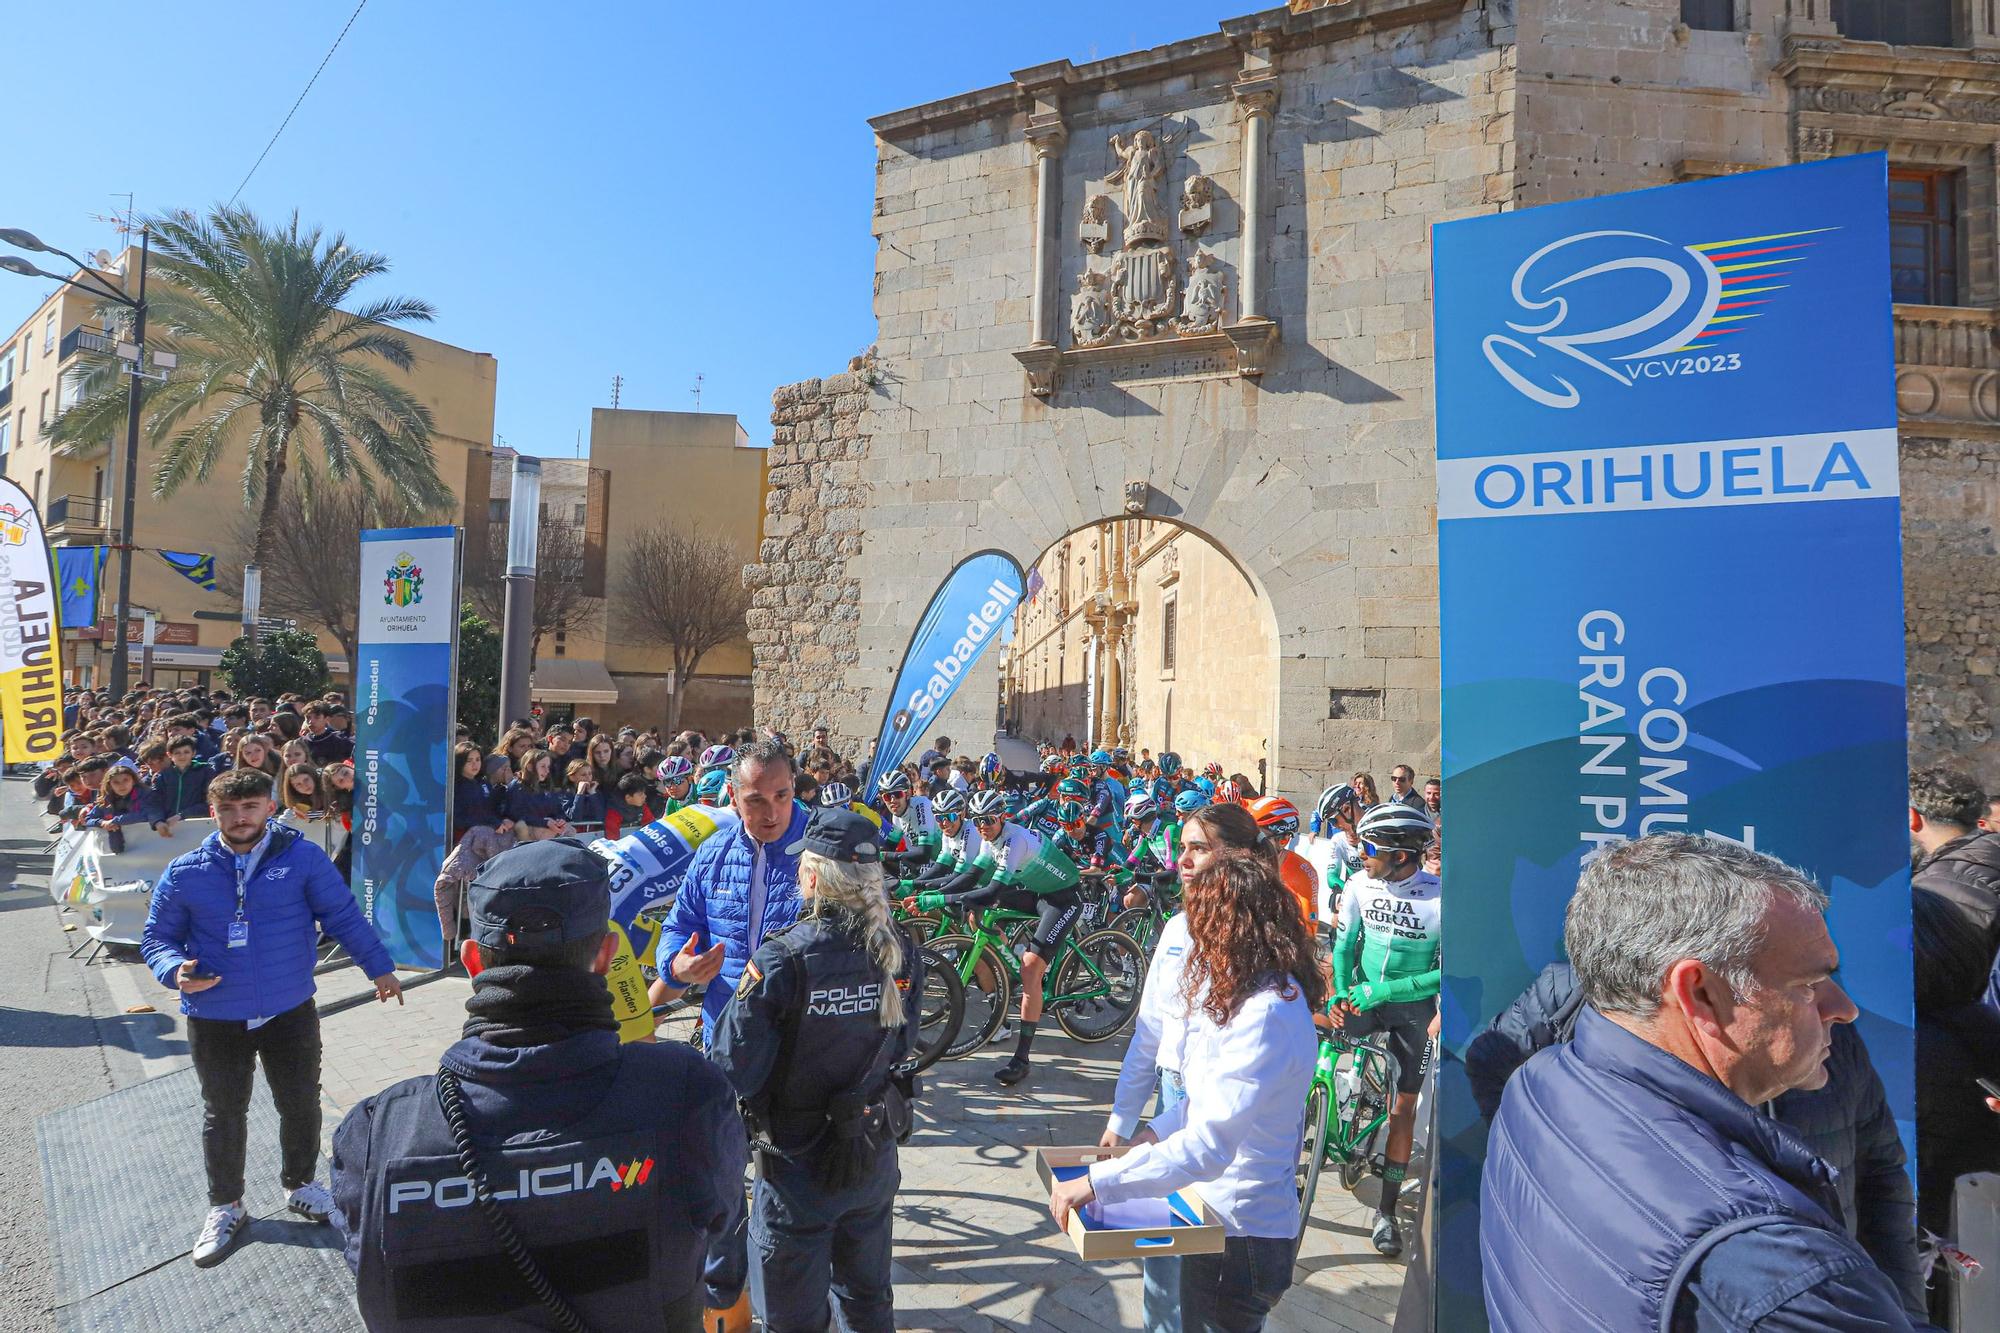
[746,373,870,754]
[1904,434,2000,779]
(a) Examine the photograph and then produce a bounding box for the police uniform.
[708,810,923,1333]
[329,839,749,1332]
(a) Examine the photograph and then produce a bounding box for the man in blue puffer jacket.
[141,766,404,1270]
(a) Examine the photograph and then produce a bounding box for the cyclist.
[1121,792,1178,912]
[905,788,1083,1088]
[696,743,735,785]
[977,752,1004,790]
[1248,795,1318,929]
[876,772,937,873]
[1055,799,1133,923]
[654,755,695,816]
[1313,783,1365,915]
[694,768,730,808]
[816,781,885,831]
[1328,802,1439,1259]
[1075,760,1122,863]
[1194,762,1222,801]
[901,787,979,892]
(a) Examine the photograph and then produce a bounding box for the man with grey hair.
[1482,833,1925,1332]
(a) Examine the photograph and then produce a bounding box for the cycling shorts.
[999,886,1084,958]
[1341,997,1435,1095]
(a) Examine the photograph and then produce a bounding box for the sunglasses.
[973,815,1004,827]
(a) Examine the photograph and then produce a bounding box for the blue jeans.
[1142,1068,1189,1333]
[1180,1235,1295,1333]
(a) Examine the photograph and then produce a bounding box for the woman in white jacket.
[1100,803,1276,1333]
[1056,849,1325,1333]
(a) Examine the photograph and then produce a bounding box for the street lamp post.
[0,225,154,699]
[496,456,541,738]
[241,563,263,647]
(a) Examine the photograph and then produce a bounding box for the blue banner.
[56,545,107,630]
[352,526,460,969]
[155,549,218,592]
[863,549,1024,800]
[1430,154,1908,1327]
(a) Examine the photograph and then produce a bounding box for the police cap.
[467,837,610,949]
[785,807,881,863]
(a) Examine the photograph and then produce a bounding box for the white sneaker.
[192,1202,246,1267]
[286,1181,334,1223]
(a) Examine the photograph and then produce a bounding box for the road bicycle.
[1295,1022,1400,1253]
[1107,868,1180,954]
[925,903,1147,1059]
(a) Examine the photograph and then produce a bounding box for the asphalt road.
[0,773,187,1333]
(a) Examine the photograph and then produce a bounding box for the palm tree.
[50,205,454,566]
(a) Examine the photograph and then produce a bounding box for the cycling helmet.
[932,787,967,818]
[1056,799,1090,829]
[980,752,1002,781]
[1248,795,1301,842]
[819,781,853,807]
[1040,755,1067,774]
[1173,789,1207,815]
[695,769,729,802]
[1056,776,1090,801]
[1124,792,1159,823]
[878,771,913,796]
[1356,802,1435,852]
[1158,751,1182,777]
[1088,748,1113,767]
[1202,762,1223,780]
[1149,776,1176,803]
[656,755,694,783]
[698,743,735,771]
[967,789,1009,819]
[1218,780,1246,806]
[1112,747,1131,763]
[1315,783,1359,826]
[1194,776,1216,798]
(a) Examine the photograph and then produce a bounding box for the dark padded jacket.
[1912,831,2000,1013]
[1468,962,1925,1317]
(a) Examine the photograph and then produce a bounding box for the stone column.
[1233,75,1280,323]
[1025,114,1068,348]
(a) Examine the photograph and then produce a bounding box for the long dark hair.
[1180,850,1327,1025]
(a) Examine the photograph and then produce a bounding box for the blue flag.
[56,546,108,630]
[155,549,217,592]
[862,549,1024,801]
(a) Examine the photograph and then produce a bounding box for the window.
[1161,594,1178,673]
[42,313,55,353]
[1058,544,1071,614]
[38,389,48,426]
[20,334,29,368]
[554,629,567,659]
[1834,0,1953,46]
[0,350,12,387]
[573,501,588,525]
[31,468,42,506]
[0,415,10,458]
[1889,168,1959,305]
[58,370,82,411]
[1681,0,1734,31]
[488,497,507,523]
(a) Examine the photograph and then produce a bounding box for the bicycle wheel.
[1052,929,1146,1042]
[1296,1080,1332,1253]
[904,945,963,1075]
[925,934,1011,1060]
[1339,1046,1395,1190]
[1109,905,1158,953]
[901,911,944,945]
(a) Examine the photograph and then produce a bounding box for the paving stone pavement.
[311,979,1419,1331]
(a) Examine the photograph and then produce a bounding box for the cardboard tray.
[1034,1145,1227,1260]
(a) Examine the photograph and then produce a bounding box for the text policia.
[1576,609,1753,860]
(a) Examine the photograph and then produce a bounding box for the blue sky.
[6,1,1243,453]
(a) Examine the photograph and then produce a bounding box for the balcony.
[45,495,109,540]
[57,326,116,362]
[1893,304,2000,428]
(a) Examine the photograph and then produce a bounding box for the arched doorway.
[999,517,1278,786]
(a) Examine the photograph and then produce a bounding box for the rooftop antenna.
[691,372,704,413]
[610,374,623,409]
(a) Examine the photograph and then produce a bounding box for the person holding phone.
[140,767,403,1269]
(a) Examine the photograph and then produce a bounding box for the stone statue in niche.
[1079,194,1110,255]
[1179,174,1213,237]
[1111,245,1179,338]
[1107,130,1171,246]
[1070,269,1115,348]
[1179,253,1225,334]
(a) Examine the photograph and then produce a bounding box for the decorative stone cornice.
[1895,305,2000,437]
[1013,323,1280,398]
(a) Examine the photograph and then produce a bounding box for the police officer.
[710,809,923,1333]
[329,839,748,1332]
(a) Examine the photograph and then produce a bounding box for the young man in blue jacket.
[140,766,404,1269]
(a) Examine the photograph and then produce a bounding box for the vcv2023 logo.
[1480,226,1832,409]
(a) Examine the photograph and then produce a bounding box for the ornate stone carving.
[1108,130,1172,246]
[1796,124,1836,161]
[1179,174,1213,237]
[1069,269,1116,348]
[1179,252,1226,334]
[1012,344,1060,398]
[1111,245,1180,338]
[1123,480,1148,515]
[1223,319,1279,379]
[1079,194,1110,254]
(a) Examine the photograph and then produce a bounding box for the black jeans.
[186,1000,323,1206]
[1179,1235,1296,1333]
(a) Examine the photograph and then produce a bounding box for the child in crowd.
[281,762,325,819]
[607,772,653,838]
[563,758,607,831]
[323,761,355,828]
[505,749,569,841]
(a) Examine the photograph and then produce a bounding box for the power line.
[227,0,369,206]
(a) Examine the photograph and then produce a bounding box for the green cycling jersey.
[1331,865,1441,1011]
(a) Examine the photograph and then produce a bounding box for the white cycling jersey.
[937,820,984,868]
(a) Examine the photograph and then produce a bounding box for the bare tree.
[224,486,443,672]
[617,522,752,732]
[466,511,599,659]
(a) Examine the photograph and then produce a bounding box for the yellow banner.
[0,479,62,762]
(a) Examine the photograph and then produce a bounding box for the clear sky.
[5,1,1247,454]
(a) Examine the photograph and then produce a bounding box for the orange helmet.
[1247,795,1300,842]
[1218,779,1246,806]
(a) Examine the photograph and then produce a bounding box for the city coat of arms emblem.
[383,553,424,607]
